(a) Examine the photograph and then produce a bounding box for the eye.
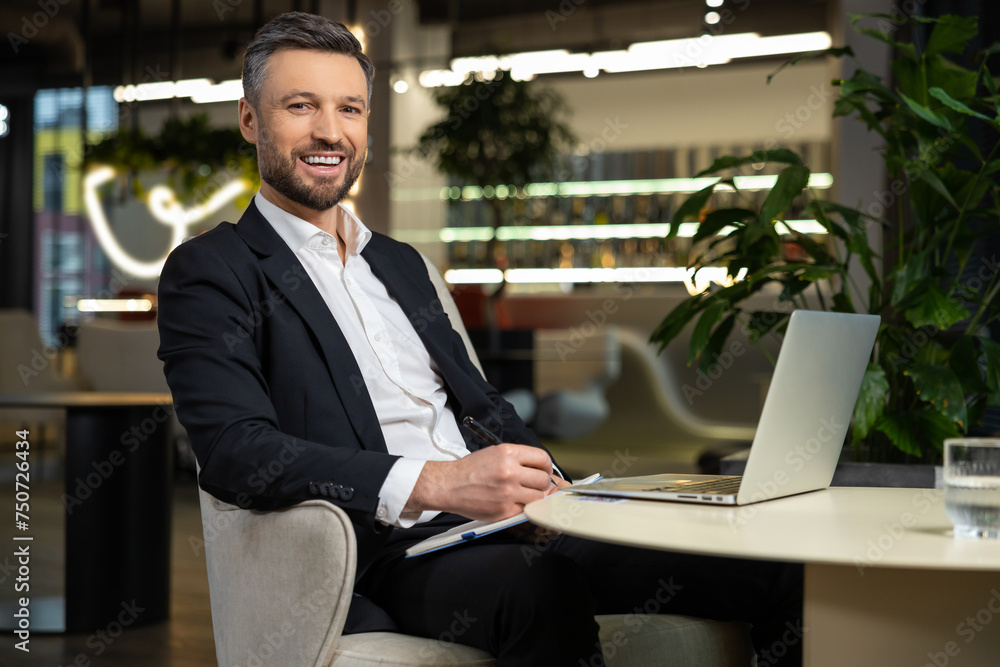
[288,102,309,111]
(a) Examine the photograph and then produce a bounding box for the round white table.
[525,487,1000,667]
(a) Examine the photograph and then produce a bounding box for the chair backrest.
[76,318,170,392]
[0,309,74,393]
[419,253,484,375]
[196,481,357,666]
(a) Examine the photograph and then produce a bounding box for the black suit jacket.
[157,200,555,570]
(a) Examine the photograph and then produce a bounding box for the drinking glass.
[944,438,1000,539]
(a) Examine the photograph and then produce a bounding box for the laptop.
[572,310,880,506]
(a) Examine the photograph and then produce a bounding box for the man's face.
[240,49,368,213]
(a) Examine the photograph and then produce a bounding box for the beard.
[256,129,365,212]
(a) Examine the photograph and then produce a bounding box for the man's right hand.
[405,444,554,521]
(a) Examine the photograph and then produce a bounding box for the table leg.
[63,405,173,633]
[805,563,1000,667]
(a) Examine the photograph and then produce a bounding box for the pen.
[462,416,559,488]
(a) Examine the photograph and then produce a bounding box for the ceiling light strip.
[420,31,833,86]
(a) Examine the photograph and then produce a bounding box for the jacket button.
[308,482,319,494]
[341,488,354,501]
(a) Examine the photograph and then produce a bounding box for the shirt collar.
[254,191,372,257]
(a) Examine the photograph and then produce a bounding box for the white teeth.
[303,155,342,165]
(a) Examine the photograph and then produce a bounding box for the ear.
[238,98,257,144]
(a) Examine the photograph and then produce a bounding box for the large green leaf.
[668,183,716,239]
[649,296,705,351]
[744,311,789,344]
[849,14,917,60]
[807,200,867,232]
[925,56,978,107]
[839,68,898,103]
[905,363,968,429]
[893,59,924,104]
[924,15,979,58]
[913,407,963,453]
[693,209,756,244]
[766,46,854,83]
[914,163,960,209]
[901,92,953,131]
[903,282,970,330]
[832,292,855,314]
[853,364,888,440]
[891,256,930,307]
[874,413,921,456]
[700,313,738,374]
[929,87,994,123]
[694,150,802,177]
[759,165,810,224]
[688,301,726,366]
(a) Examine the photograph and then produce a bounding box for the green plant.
[85,113,259,206]
[415,70,575,234]
[650,14,1000,464]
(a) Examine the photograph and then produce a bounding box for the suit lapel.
[233,202,388,453]
[363,235,493,424]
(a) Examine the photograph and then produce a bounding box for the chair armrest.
[198,489,356,667]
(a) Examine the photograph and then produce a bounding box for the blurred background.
[0,0,997,663]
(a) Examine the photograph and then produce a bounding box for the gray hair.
[242,12,374,109]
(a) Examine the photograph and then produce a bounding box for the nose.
[311,107,342,145]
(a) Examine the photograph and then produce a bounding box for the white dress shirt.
[255,192,470,528]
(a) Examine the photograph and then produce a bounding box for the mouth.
[299,153,346,174]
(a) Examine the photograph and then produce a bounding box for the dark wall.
[0,93,35,310]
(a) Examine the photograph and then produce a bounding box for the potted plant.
[650,14,1000,470]
[415,69,575,328]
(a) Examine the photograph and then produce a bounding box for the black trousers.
[358,517,804,667]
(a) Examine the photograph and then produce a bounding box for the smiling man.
[157,12,802,666]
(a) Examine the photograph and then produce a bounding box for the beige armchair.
[195,256,755,666]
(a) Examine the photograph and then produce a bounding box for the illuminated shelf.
[444,266,746,292]
[390,173,833,203]
[394,219,827,244]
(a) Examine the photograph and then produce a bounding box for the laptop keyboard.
[650,476,742,495]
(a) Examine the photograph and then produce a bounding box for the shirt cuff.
[375,458,440,528]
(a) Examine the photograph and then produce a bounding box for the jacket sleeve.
[157,235,400,519]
